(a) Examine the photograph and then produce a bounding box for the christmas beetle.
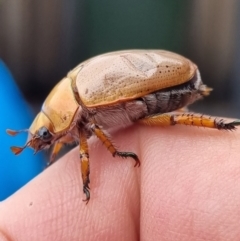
[7,50,240,203]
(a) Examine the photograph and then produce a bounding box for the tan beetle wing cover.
[75,50,197,107]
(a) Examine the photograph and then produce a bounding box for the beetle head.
[7,112,58,155]
[7,76,80,156]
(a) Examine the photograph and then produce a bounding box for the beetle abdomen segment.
[140,70,208,116]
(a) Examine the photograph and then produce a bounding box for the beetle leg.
[48,134,76,166]
[139,113,240,130]
[47,142,64,167]
[91,123,140,167]
[79,129,91,203]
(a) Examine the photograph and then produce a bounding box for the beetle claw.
[115,151,141,167]
[229,120,240,126]
[83,186,90,204]
[216,119,240,131]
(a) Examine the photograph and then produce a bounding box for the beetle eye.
[38,127,52,142]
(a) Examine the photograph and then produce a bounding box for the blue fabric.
[0,60,45,200]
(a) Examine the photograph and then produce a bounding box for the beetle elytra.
[7,50,240,203]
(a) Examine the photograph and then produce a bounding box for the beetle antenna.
[10,140,31,155]
[6,129,29,136]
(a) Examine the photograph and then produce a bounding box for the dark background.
[1,0,240,117]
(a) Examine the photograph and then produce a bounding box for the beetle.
[7,49,240,203]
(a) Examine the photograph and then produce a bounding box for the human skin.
[0,124,240,241]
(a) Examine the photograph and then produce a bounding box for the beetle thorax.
[41,77,79,133]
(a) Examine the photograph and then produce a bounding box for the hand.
[1,124,240,241]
